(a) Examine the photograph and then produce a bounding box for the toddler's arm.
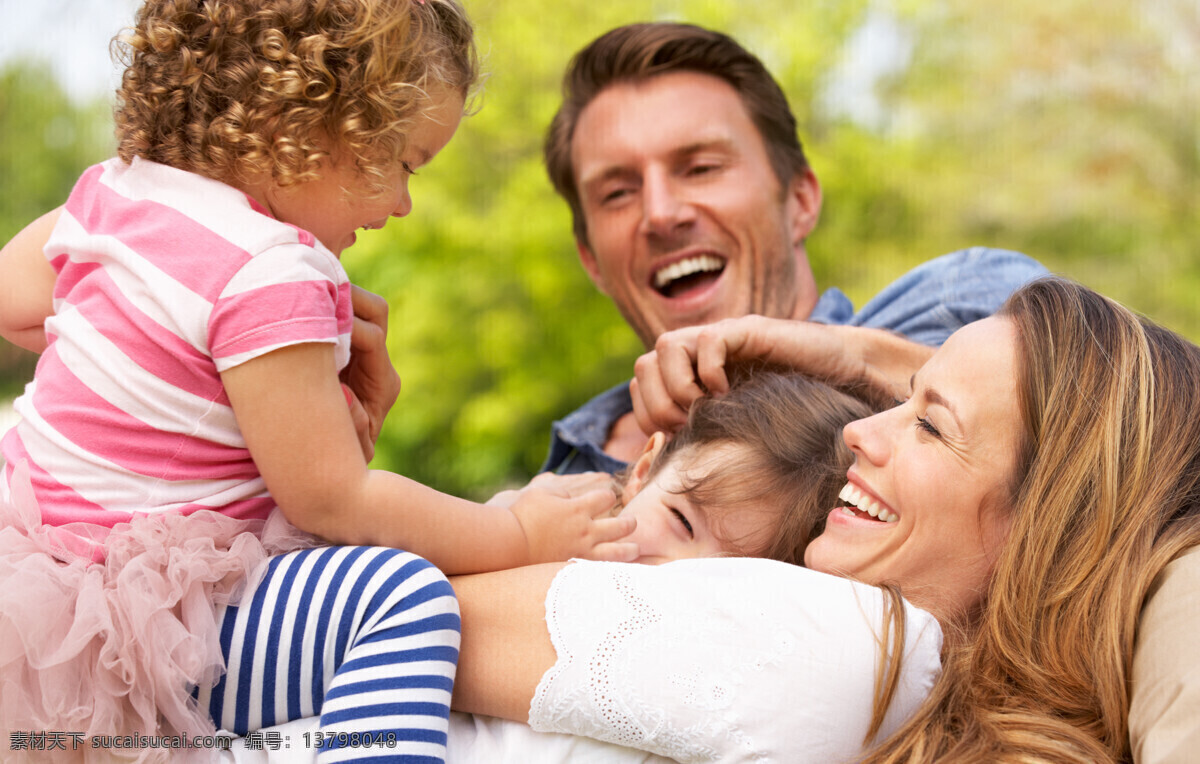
[221,343,637,574]
[0,207,61,352]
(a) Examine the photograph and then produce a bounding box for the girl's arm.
[0,207,62,352]
[220,343,636,574]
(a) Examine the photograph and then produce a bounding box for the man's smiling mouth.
[653,255,726,298]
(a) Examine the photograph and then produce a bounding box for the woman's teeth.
[838,483,898,523]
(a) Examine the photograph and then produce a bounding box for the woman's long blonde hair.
[863,277,1200,762]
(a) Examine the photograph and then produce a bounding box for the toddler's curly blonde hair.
[113,0,478,193]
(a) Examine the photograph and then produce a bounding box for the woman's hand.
[630,315,934,435]
[338,285,401,460]
[505,472,638,564]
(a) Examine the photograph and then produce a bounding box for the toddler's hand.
[340,285,401,448]
[508,472,638,564]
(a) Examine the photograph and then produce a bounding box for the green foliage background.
[1,0,1197,499]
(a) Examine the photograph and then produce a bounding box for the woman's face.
[804,316,1024,617]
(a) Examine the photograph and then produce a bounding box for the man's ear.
[786,167,822,248]
[576,238,611,296]
[624,431,668,497]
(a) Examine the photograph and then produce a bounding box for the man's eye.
[669,507,694,538]
[601,187,631,204]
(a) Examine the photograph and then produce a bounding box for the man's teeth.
[653,255,724,289]
[838,484,898,523]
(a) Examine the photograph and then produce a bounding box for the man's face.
[570,71,822,348]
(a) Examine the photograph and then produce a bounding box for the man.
[539,22,1046,475]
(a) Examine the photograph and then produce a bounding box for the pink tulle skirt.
[0,461,320,763]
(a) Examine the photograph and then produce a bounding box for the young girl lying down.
[230,373,944,763]
[614,369,869,568]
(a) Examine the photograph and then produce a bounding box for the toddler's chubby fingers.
[576,487,621,520]
[584,541,639,563]
[592,513,636,542]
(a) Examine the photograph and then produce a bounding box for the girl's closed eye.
[669,506,694,538]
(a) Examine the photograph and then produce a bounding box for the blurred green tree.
[867,0,1200,334]
[0,63,111,397]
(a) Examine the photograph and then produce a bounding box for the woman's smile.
[805,316,1023,619]
[835,479,899,523]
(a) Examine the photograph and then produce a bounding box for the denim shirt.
[541,247,1048,475]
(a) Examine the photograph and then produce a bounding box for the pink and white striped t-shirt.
[1,157,353,528]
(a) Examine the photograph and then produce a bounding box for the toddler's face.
[620,441,773,565]
[265,90,464,255]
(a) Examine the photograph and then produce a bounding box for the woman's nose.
[842,408,892,467]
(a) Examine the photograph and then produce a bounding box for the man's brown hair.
[544,22,810,243]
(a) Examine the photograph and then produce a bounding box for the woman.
[450,277,1200,763]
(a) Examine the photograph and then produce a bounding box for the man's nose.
[638,169,695,238]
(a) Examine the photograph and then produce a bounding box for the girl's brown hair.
[635,370,870,565]
[863,277,1200,762]
[113,0,478,193]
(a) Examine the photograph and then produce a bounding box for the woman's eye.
[915,415,941,438]
[669,507,694,538]
[401,161,417,176]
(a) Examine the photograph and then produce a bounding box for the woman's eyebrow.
[911,373,964,430]
[924,386,963,431]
